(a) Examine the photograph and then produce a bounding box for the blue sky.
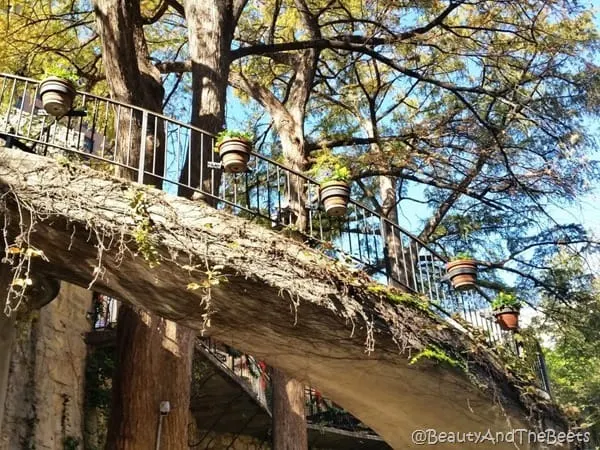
[223,5,600,262]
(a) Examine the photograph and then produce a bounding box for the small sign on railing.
[207,161,222,169]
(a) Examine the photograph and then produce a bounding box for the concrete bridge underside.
[0,148,566,449]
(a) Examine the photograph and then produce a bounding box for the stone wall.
[0,283,92,450]
[191,430,269,450]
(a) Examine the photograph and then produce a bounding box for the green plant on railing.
[42,66,79,84]
[308,148,351,183]
[409,344,465,370]
[491,292,523,311]
[215,130,254,149]
[450,251,473,261]
[493,330,541,385]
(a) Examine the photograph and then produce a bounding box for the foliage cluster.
[215,130,254,147]
[308,148,351,183]
[129,190,160,267]
[42,66,79,84]
[84,346,115,411]
[532,253,600,441]
[491,292,523,311]
[409,344,464,370]
[450,252,473,261]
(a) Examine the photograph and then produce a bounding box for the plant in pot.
[215,130,253,173]
[491,292,522,331]
[317,165,351,217]
[446,252,477,290]
[39,67,78,117]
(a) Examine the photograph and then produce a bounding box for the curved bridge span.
[0,72,561,448]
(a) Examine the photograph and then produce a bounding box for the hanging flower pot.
[216,131,253,173]
[491,292,522,331]
[446,254,477,291]
[493,307,520,331]
[39,76,76,117]
[319,180,350,217]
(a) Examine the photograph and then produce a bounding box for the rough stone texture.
[195,431,271,450]
[0,314,37,450]
[0,148,569,449]
[0,283,92,450]
[189,415,271,450]
[190,429,269,450]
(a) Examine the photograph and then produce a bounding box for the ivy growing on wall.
[85,346,115,411]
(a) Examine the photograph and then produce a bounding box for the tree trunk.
[271,367,308,450]
[278,124,309,231]
[362,116,416,291]
[178,0,235,202]
[0,264,16,433]
[378,175,416,290]
[94,2,195,448]
[273,125,310,450]
[105,306,194,450]
[93,0,165,188]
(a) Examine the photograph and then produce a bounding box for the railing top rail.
[0,71,447,263]
[0,72,218,137]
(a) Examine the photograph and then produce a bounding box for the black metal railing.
[91,292,119,330]
[0,72,549,392]
[198,338,379,436]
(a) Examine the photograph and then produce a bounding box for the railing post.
[534,339,553,396]
[379,216,393,286]
[137,110,148,184]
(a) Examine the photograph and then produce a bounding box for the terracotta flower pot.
[218,138,251,173]
[319,181,350,217]
[39,77,76,117]
[446,259,477,291]
[493,307,520,331]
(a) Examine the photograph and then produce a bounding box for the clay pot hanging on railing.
[319,180,350,217]
[493,306,520,331]
[39,77,76,117]
[217,138,251,173]
[215,130,253,173]
[446,257,478,290]
[492,292,522,331]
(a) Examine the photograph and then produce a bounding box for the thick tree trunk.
[0,265,16,433]
[378,175,416,289]
[273,122,312,450]
[179,5,310,447]
[93,0,165,188]
[362,116,416,291]
[105,306,194,450]
[278,125,309,231]
[271,368,308,450]
[94,2,195,448]
[178,0,235,202]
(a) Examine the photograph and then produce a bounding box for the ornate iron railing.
[197,338,379,436]
[0,72,549,392]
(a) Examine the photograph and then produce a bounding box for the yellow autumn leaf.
[12,278,32,287]
[25,248,45,258]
